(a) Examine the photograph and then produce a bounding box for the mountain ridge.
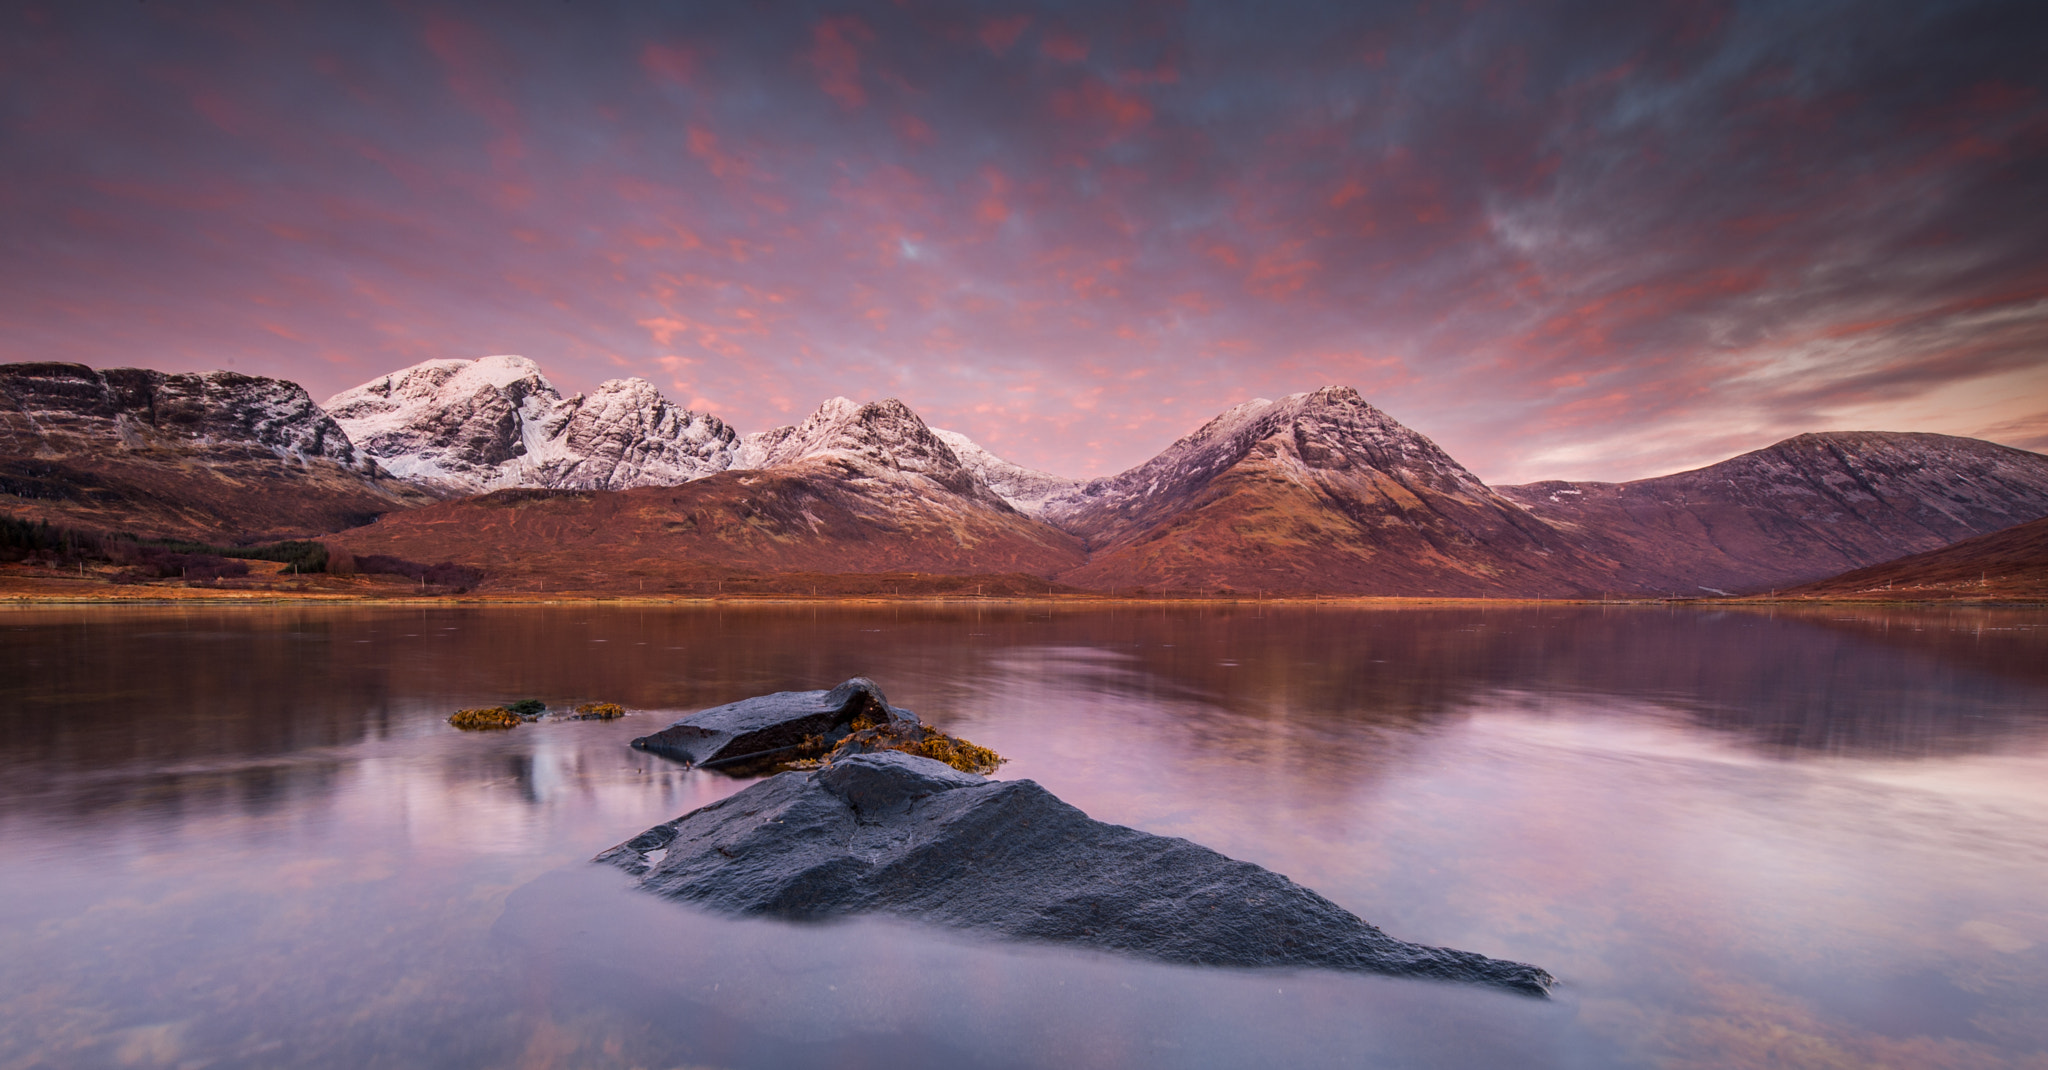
[0,361,431,538]
[13,354,2048,598]
[1497,431,2048,592]
[324,356,742,495]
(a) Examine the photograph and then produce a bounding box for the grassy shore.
[4,563,2042,607]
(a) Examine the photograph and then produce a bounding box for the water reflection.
[0,604,2044,1069]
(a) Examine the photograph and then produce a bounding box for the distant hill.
[1775,516,2048,601]
[0,362,432,539]
[1497,432,2048,594]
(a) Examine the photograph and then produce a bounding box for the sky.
[3,0,2045,484]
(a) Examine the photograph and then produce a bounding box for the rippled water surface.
[3,604,2046,1069]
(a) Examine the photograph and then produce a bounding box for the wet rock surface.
[597,751,1554,996]
[630,677,921,773]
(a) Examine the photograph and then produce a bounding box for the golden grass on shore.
[3,561,2043,607]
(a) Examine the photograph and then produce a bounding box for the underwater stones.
[630,677,921,774]
[596,751,1554,996]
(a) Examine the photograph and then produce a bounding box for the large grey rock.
[597,751,1554,996]
[630,677,920,772]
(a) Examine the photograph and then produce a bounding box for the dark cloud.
[2,0,2043,481]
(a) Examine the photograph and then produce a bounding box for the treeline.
[1,515,483,591]
[331,546,485,590]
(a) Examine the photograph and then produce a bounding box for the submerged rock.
[558,701,626,721]
[596,751,1554,996]
[630,677,922,774]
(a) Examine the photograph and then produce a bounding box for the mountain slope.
[336,396,1085,587]
[1047,387,1620,596]
[929,428,1085,517]
[1498,432,2048,593]
[1775,516,2048,601]
[324,356,739,494]
[0,362,431,538]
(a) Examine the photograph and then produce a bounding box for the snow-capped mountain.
[733,397,989,498]
[1498,431,2048,592]
[323,356,740,495]
[336,393,1087,581]
[0,362,431,537]
[1046,386,1617,595]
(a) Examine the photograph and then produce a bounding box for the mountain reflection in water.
[1,604,2044,1069]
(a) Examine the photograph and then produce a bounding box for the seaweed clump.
[567,702,626,721]
[782,714,1004,776]
[505,699,548,720]
[449,706,522,730]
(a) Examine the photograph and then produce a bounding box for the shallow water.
[1,603,2045,1069]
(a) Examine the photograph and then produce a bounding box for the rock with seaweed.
[595,751,1553,996]
[788,718,1004,775]
[630,677,923,774]
[559,701,627,721]
[449,706,522,730]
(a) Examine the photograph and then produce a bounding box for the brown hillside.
[1776,516,2048,600]
[1500,432,2048,593]
[1056,439,1618,596]
[333,465,1086,591]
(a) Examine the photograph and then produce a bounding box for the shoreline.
[2,579,2041,609]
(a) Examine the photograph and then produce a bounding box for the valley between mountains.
[6,356,2048,599]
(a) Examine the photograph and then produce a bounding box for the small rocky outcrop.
[631,677,923,773]
[597,751,1554,996]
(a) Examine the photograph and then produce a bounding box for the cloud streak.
[1,0,2043,482]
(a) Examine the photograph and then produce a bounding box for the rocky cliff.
[0,362,430,538]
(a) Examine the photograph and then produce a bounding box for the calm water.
[2,604,2045,1069]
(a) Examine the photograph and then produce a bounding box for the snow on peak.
[930,428,1083,517]
[1037,385,1489,527]
[323,358,737,494]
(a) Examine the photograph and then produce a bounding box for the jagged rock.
[596,751,1554,996]
[631,678,922,773]
[323,356,740,494]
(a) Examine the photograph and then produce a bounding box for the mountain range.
[6,354,2047,596]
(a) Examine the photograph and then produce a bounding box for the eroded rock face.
[597,751,1554,996]
[631,678,922,773]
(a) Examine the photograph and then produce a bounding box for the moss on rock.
[449,706,522,730]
